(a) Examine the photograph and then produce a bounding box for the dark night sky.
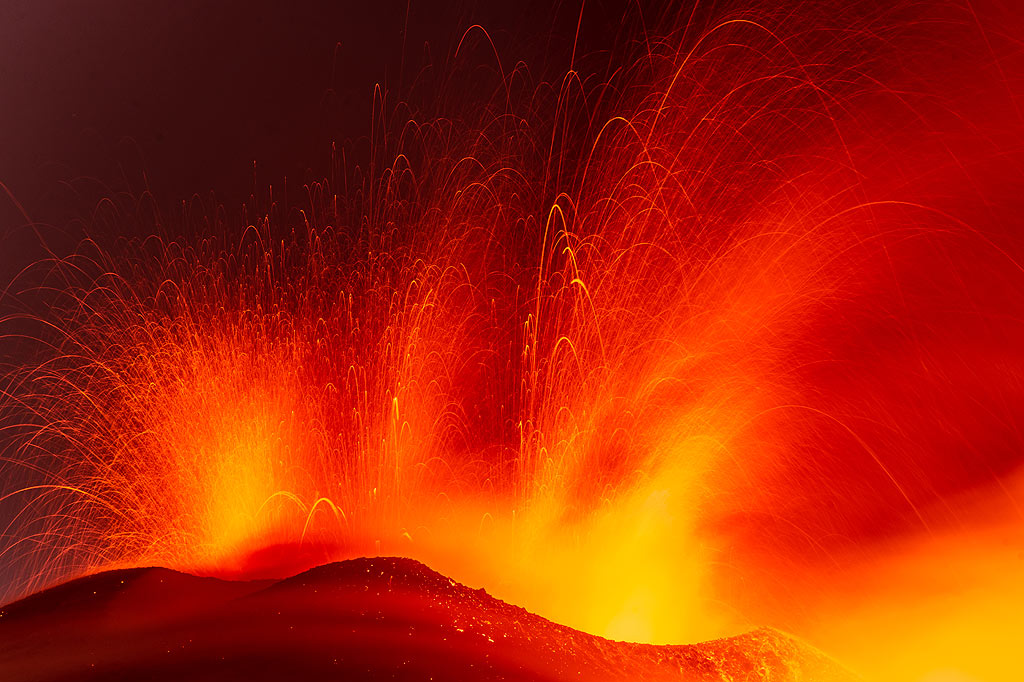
[0,0,639,278]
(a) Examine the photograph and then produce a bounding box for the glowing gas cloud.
[2,2,1023,680]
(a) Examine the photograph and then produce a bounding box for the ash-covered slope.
[0,557,858,681]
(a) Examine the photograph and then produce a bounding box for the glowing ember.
[2,2,1022,681]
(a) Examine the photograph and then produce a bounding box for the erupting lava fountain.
[2,2,1023,680]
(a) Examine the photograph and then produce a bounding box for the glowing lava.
[2,2,1023,681]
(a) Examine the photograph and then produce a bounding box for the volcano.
[0,557,855,681]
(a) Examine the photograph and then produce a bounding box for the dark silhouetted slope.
[0,557,858,681]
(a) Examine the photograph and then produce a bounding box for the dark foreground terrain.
[0,557,856,681]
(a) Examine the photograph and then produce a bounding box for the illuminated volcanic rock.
[0,556,855,681]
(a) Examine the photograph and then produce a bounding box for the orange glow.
[2,3,1023,680]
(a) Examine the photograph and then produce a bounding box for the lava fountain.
[2,2,1023,680]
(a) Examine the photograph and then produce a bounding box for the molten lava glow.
[2,2,1023,680]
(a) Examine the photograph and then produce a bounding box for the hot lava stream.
[2,1,1024,680]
